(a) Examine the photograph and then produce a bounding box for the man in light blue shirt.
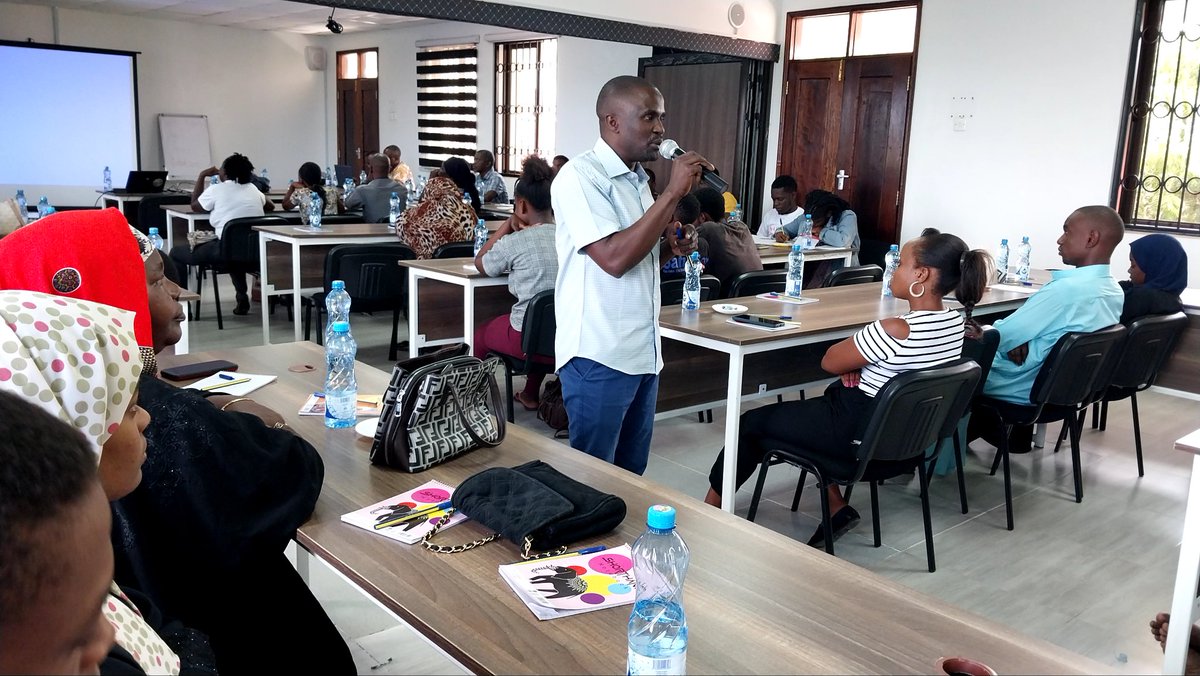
[473,150,509,204]
[551,75,710,475]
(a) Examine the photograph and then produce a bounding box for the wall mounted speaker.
[728,2,746,31]
[305,46,327,71]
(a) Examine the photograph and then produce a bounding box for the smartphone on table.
[159,360,239,381]
[731,314,785,329]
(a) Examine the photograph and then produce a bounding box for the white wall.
[0,2,326,205]
[319,22,650,186]
[485,0,779,45]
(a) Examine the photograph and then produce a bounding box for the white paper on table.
[990,283,1041,294]
[184,371,277,396]
[755,293,819,306]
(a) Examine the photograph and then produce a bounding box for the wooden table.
[158,342,1102,676]
[758,243,855,267]
[161,204,210,256]
[659,283,1030,512]
[1157,288,1200,395]
[98,189,157,226]
[1166,427,1200,674]
[254,223,398,344]
[399,258,513,357]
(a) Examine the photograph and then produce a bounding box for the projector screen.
[0,41,138,202]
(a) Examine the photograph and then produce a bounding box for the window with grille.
[416,44,478,169]
[1116,0,1200,232]
[495,39,557,175]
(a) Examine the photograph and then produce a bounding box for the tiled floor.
[186,281,1200,674]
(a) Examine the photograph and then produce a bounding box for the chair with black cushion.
[1091,312,1188,476]
[827,264,883,287]
[318,214,365,225]
[134,193,190,237]
[193,215,289,330]
[923,327,1001,514]
[432,241,475,259]
[976,325,1127,530]
[746,361,981,572]
[488,289,557,422]
[302,243,416,361]
[727,269,787,298]
[660,275,722,307]
[858,238,892,270]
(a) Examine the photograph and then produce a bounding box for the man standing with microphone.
[552,75,712,475]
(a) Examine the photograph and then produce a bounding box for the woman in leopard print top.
[400,176,476,258]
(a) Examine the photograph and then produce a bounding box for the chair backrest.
[660,275,722,306]
[728,269,787,298]
[854,362,981,474]
[826,264,883,287]
[219,215,290,265]
[858,238,892,270]
[1109,311,1188,391]
[135,194,190,235]
[961,326,1001,402]
[520,289,557,369]
[432,241,475,259]
[319,214,364,225]
[1029,324,1128,408]
[325,243,416,309]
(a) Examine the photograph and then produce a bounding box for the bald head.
[1058,205,1125,267]
[596,75,658,118]
[594,75,666,166]
[367,153,390,179]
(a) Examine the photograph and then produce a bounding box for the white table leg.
[259,235,271,344]
[408,272,421,358]
[463,280,475,352]
[721,353,745,512]
[291,241,303,343]
[1165,453,1200,674]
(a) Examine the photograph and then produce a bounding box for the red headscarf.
[0,208,152,348]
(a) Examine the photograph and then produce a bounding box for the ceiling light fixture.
[326,9,343,34]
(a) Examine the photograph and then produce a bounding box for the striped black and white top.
[852,309,965,397]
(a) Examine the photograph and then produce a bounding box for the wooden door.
[337,79,379,172]
[778,53,912,244]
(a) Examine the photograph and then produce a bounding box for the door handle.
[356,147,362,159]
[836,169,850,190]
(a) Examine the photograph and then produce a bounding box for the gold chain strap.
[421,518,568,560]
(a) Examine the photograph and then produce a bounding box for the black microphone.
[658,139,729,194]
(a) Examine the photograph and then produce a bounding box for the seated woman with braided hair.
[704,229,992,546]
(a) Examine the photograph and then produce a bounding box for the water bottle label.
[627,649,685,676]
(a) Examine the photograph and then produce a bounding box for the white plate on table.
[712,304,749,315]
[355,417,380,438]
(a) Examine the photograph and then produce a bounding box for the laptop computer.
[334,164,353,185]
[111,171,168,194]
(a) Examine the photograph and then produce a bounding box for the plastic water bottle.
[260,168,269,186]
[627,505,689,676]
[210,175,219,187]
[800,213,815,245]
[462,191,472,209]
[343,177,355,198]
[147,227,164,251]
[473,218,489,256]
[996,238,1010,283]
[417,176,427,199]
[882,244,900,298]
[1016,236,1032,283]
[786,242,804,298]
[36,196,52,219]
[308,191,323,229]
[325,166,334,187]
[389,192,401,230]
[359,169,368,185]
[15,190,26,213]
[324,321,358,429]
[325,280,351,344]
[683,251,701,310]
[103,166,112,191]
[730,202,742,223]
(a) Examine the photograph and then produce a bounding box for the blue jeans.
[558,357,658,475]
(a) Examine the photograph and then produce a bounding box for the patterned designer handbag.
[369,344,506,471]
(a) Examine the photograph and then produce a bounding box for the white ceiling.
[12,0,427,34]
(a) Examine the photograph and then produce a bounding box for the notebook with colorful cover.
[498,544,636,620]
[340,480,467,545]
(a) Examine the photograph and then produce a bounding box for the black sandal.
[807,505,860,547]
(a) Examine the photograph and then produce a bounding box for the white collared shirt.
[756,206,803,238]
[551,138,661,375]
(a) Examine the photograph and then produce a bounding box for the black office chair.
[432,241,475,259]
[746,361,981,572]
[302,243,416,361]
[488,290,557,423]
[660,275,721,306]
[976,325,1127,530]
[826,264,883,287]
[923,327,1001,515]
[190,215,289,330]
[1090,312,1188,477]
[134,193,190,237]
[727,269,787,298]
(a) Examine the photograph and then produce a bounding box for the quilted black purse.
[422,460,627,559]
[369,344,506,472]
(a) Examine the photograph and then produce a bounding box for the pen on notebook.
[511,545,608,565]
[200,377,251,392]
[374,501,453,529]
[218,373,236,380]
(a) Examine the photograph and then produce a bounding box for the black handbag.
[369,344,506,471]
[422,460,627,559]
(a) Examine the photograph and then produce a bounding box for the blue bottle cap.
[148,227,159,235]
[646,504,676,530]
[391,192,397,198]
[1001,238,1008,245]
[1022,236,1030,243]
[791,242,802,252]
[478,218,485,226]
[889,244,899,251]
[331,280,345,290]
[689,250,700,261]
[331,321,350,333]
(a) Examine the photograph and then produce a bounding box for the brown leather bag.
[536,377,569,439]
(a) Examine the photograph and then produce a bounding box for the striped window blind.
[417,44,478,169]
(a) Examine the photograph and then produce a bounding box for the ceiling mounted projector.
[326,9,343,34]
